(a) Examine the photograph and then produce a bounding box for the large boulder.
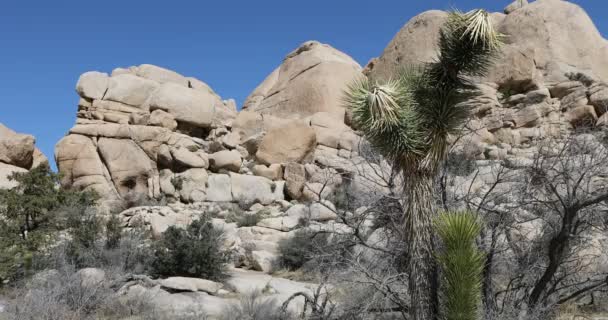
[366,1,608,85]
[243,41,362,119]
[0,123,47,172]
[0,124,36,169]
[55,134,117,198]
[497,0,608,83]
[230,173,284,206]
[363,10,447,81]
[0,163,27,189]
[148,82,220,128]
[256,121,317,165]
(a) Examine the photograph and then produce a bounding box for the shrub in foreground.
[151,216,230,281]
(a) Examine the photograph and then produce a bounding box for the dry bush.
[218,291,292,320]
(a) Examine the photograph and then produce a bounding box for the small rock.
[160,277,223,294]
[209,150,242,172]
[252,164,283,181]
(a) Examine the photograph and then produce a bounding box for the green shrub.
[151,216,230,281]
[0,164,97,284]
[225,210,268,228]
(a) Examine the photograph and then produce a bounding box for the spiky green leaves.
[436,9,502,81]
[461,10,501,51]
[435,211,485,320]
[343,76,425,162]
[343,8,501,175]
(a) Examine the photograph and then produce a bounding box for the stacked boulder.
[55,42,385,214]
[0,123,47,189]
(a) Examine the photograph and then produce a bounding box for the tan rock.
[549,81,585,99]
[176,168,208,203]
[511,105,542,128]
[486,46,541,92]
[230,173,283,206]
[170,147,208,169]
[567,105,598,127]
[368,0,608,86]
[149,109,178,131]
[159,277,223,294]
[92,99,145,114]
[209,150,242,172]
[0,124,35,169]
[97,138,154,198]
[589,83,608,116]
[504,0,528,14]
[55,134,117,198]
[149,82,219,128]
[498,0,608,83]
[104,74,159,107]
[0,163,27,189]
[252,164,283,181]
[243,41,362,119]
[76,71,109,100]
[256,121,316,165]
[283,162,306,200]
[598,113,608,127]
[134,64,188,87]
[232,111,264,141]
[364,10,447,81]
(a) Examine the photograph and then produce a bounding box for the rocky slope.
[6,0,605,317]
[0,123,47,189]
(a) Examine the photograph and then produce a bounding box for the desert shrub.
[225,210,267,228]
[151,216,230,281]
[104,213,122,250]
[237,213,263,227]
[217,291,292,320]
[39,206,152,275]
[278,229,331,271]
[4,264,159,320]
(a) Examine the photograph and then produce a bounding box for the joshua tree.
[435,211,485,320]
[344,9,501,320]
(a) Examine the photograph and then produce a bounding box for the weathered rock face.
[365,0,608,87]
[56,64,237,207]
[364,10,447,82]
[0,123,47,189]
[243,41,363,120]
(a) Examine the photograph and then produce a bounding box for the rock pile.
[55,42,377,214]
[0,123,47,189]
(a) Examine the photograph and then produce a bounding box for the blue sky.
[0,0,605,167]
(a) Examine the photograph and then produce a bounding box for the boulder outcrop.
[0,123,47,189]
[243,41,363,120]
[56,64,237,208]
[365,0,608,88]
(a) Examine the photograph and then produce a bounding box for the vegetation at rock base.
[151,215,231,281]
[0,163,98,284]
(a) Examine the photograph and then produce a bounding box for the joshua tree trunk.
[404,174,437,320]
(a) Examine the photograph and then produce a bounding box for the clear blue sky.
[0,0,604,168]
